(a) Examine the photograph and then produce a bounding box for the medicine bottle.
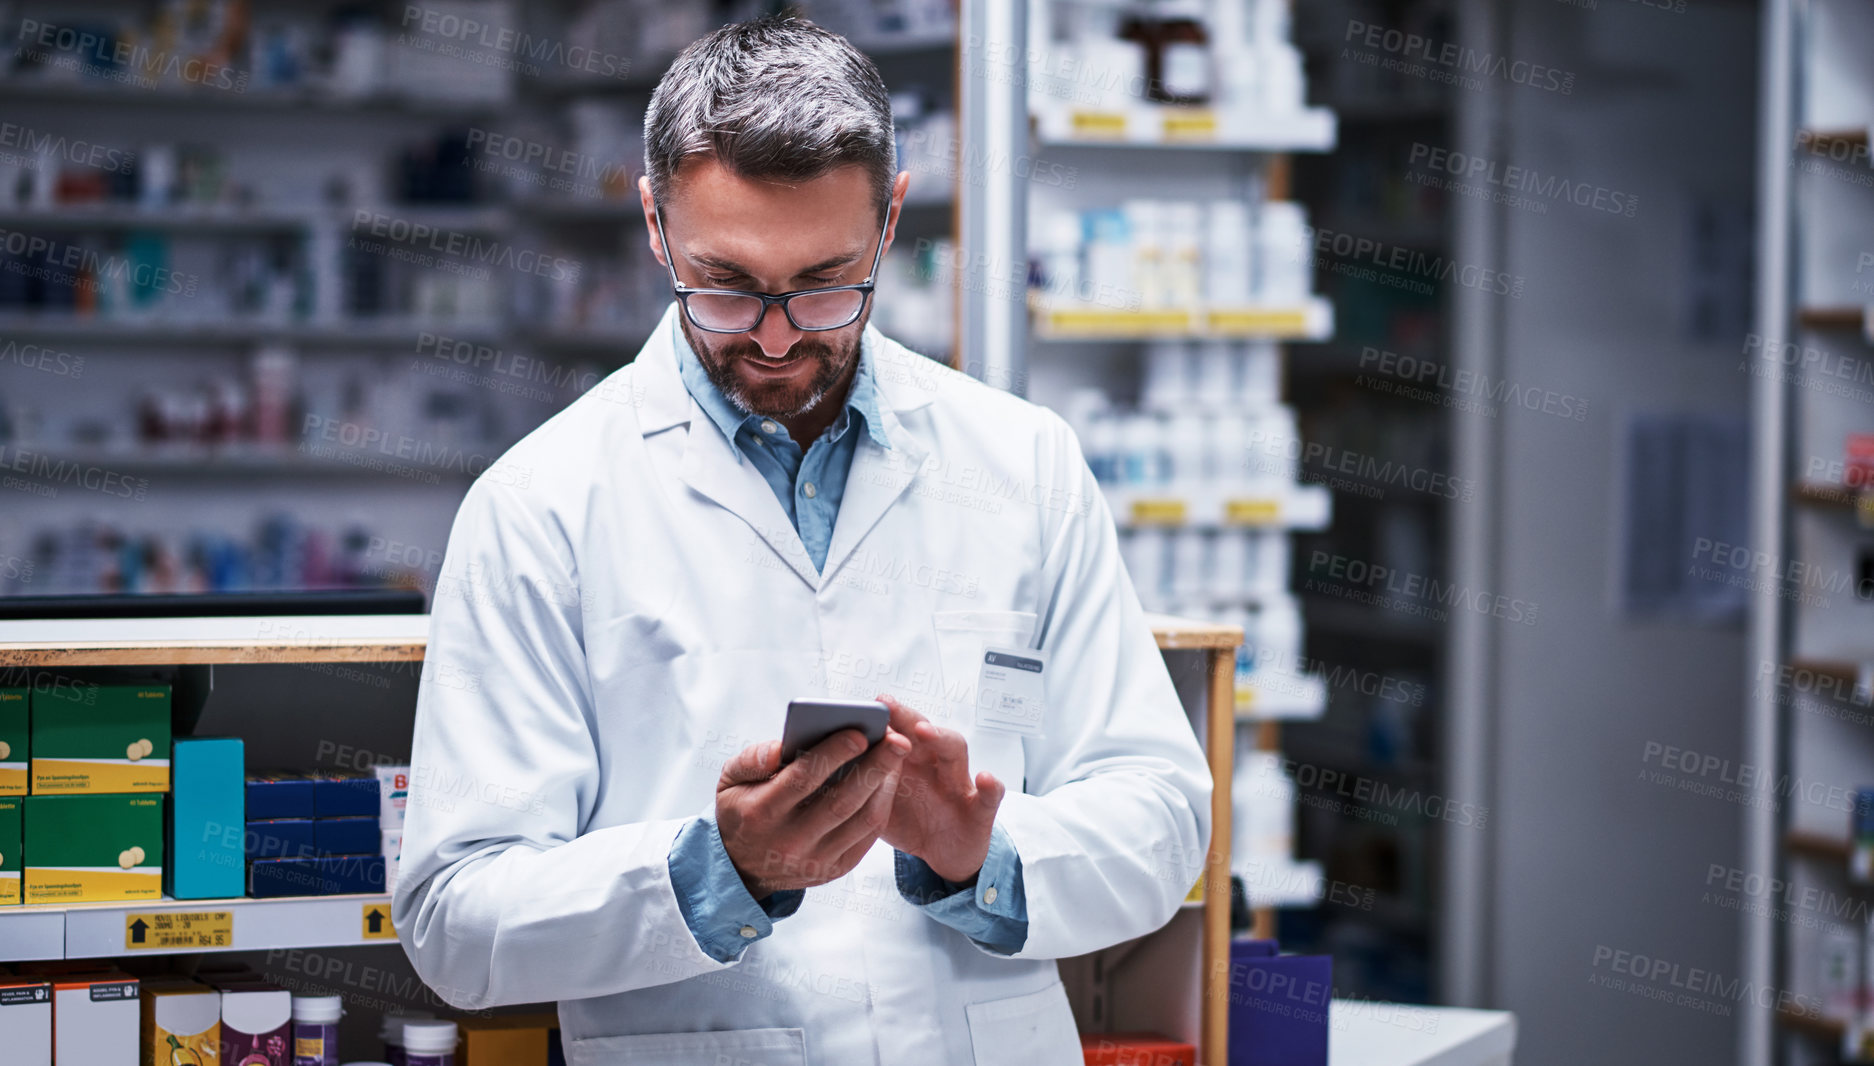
[292,996,344,1066]
[401,1021,459,1066]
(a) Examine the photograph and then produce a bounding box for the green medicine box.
[30,682,170,794]
[24,794,164,904]
[0,688,24,795]
[0,797,19,905]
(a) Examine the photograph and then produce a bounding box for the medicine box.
[246,819,316,860]
[377,764,409,830]
[141,979,221,1066]
[0,975,51,1066]
[248,853,386,898]
[0,687,25,794]
[0,796,20,905]
[51,973,138,1066]
[315,816,380,856]
[382,828,404,894]
[460,1012,557,1066]
[245,774,315,820]
[1079,1032,1196,1066]
[30,682,171,794]
[24,794,164,904]
[168,737,245,900]
[215,981,290,1066]
[311,772,380,817]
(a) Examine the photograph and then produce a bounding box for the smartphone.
[779,698,890,768]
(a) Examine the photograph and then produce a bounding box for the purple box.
[310,774,379,817]
[215,981,290,1066]
[1227,940,1331,1066]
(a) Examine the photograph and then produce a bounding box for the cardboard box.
[245,774,314,820]
[51,973,139,1066]
[245,819,315,861]
[248,854,385,898]
[140,979,220,1066]
[25,794,164,904]
[31,682,171,794]
[314,816,380,856]
[377,765,409,830]
[0,687,26,795]
[310,773,379,817]
[0,796,20,905]
[459,1012,556,1066]
[215,982,290,1066]
[0,975,51,1066]
[168,738,245,901]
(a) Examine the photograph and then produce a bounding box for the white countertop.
[1330,1001,1517,1066]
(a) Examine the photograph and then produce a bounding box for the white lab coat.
[394,304,1212,1066]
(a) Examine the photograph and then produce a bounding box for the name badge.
[976,646,1047,737]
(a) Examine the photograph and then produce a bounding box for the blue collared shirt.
[663,313,1028,960]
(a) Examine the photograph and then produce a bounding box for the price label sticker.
[362,903,397,940]
[1131,498,1188,525]
[1225,498,1282,525]
[126,910,232,950]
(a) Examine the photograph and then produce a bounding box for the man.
[394,16,1210,1066]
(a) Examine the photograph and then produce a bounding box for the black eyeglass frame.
[653,201,892,334]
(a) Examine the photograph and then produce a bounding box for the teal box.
[166,738,246,900]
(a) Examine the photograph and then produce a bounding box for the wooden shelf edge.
[1147,614,1246,651]
[0,640,427,667]
[1785,830,1852,862]
[1777,1003,1847,1041]
[1796,306,1868,330]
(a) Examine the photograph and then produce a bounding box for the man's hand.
[877,697,1004,884]
[716,728,910,899]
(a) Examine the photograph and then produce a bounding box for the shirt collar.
[671,311,892,453]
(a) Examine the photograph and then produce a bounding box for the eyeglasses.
[654,202,889,334]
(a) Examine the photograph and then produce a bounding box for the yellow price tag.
[1131,498,1188,525]
[362,903,397,940]
[1070,111,1128,138]
[1206,308,1312,336]
[1162,110,1218,140]
[1225,499,1282,525]
[1857,491,1874,530]
[126,910,233,950]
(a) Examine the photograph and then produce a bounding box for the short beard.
[680,314,864,420]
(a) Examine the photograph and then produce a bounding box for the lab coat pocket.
[963,981,1081,1066]
[565,1026,807,1066]
[932,610,1036,791]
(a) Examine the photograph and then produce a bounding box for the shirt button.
[739,925,758,938]
[982,885,998,906]
[760,420,778,434]
[802,482,817,499]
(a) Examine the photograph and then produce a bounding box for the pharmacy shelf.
[1033,106,1337,153]
[1775,1004,1845,1043]
[0,893,398,962]
[0,314,501,346]
[0,78,497,116]
[1106,483,1332,531]
[1792,480,1866,511]
[1033,296,1334,341]
[0,206,311,233]
[1795,306,1869,331]
[1797,128,1871,154]
[1237,673,1328,721]
[512,326,652,355]
[1786,830,1852,862]
[1239,860,1328,908]
[11,444,502,478]
[1142,612,1245,651]
[0,614,429,667]
[1327,1002,1515,1066]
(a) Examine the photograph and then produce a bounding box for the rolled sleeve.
[668,814,804,963]
[893,823,1028,954]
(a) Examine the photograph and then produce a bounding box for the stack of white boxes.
[376,765,409,895]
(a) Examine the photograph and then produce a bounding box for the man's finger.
[720,740,781,787]
[880,695,928,742]
[974,771,1006,816]
[819,757,900,859]
[913,720,971,778]
[798,732,908,838]
[769,728,869,801]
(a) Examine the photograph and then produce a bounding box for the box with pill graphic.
[0,688,25,795]
[0,796,19,905]
[30,683,171,794]
[23,794,164,903]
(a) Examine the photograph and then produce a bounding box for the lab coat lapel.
[819,339,935,585]
[636,306,819,590]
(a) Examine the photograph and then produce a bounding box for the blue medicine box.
[314,816,380,856]
[246,773,315,820]
[167,738,246,900]
[311,774,380,817]
[246,818,316,860]
[249,854,386,898]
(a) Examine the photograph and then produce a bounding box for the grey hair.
[644,15,897,215]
